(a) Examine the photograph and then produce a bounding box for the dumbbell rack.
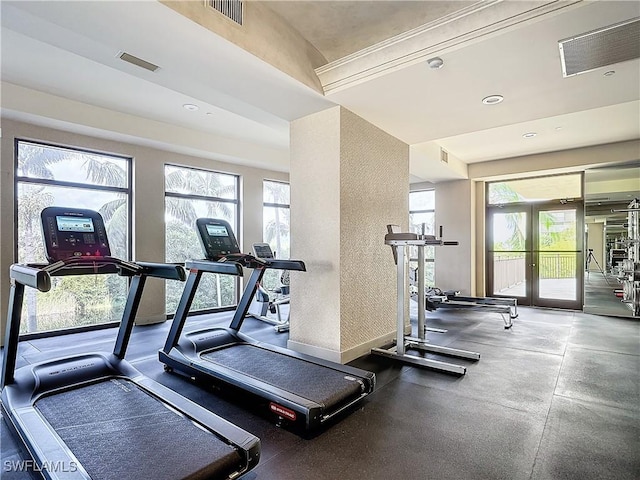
[618,199,639,316]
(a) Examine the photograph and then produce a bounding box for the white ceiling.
[1,0,639,181]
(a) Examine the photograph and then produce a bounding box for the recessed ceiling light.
[604,70,616,76]
[206,112,214,116]
[523,132,537,138]
[183,104,199,111]
[427,57,444,69]
[555,126,563,131]
[482,95,503,105]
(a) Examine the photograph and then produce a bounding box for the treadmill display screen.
[206,224,228,237]
[56,216,95,233]
[41,207,111,262]
[196,218,240,259]
[253,244,273,259]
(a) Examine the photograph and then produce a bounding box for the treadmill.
[1,207,260,480]
[160,218,376,431]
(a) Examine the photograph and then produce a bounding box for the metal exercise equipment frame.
[1,207,260,480]
[245,243,291,332]
[371,226,480,375]
[612,198,640,316]
[160,218,376,431]
[424,288,518,329]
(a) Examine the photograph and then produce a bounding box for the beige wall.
[586,222,605,273]
[434,179,475,295]
[161,1,326,92]
[0,119,287,344]
[465,140,639,298]
[289,106,408,363]
[469,140,640,181]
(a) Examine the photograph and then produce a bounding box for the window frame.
[409,189,436,285]
[164,163,240,315]
[14,138,133,338]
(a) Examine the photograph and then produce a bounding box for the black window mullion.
[263,202,290,209]
[165,191,238,204]
[16,176,129,193]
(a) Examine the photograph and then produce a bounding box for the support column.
[435,179,476,295]
[289,106,409,363]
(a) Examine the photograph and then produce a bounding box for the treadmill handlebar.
[263,259,306,271]
[137,262,186,281]
[189,256,306,272]
[186,259,244,276]
[9,264,51,292]
[10,257,185,291]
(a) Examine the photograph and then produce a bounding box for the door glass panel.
[537,209,577,301]
[492,211,527,296]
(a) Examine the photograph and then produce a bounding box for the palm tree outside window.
[164,164,239,313]
[262,180,290,290]
[409,190,436,286]
[15,140,131,334]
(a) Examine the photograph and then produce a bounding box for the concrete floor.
[1,306,639,479]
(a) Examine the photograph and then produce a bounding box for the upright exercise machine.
[371,225,480,375]
[615,198,640,316]
[160,218,375,431]
[1,207,260,480]
[245,243,291,332]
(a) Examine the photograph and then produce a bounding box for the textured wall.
[435,179,475,295]
[339,108,408,353]
[289,107,342,353]
[289,106,408,361]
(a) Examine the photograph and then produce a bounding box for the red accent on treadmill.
[269,402,297,421]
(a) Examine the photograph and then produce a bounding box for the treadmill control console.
[252,243,274,259]
[41,207,111,262]
[196,218,241,260]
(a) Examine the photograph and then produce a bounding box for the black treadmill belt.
[201,345,362,410]
[35,379,241,480]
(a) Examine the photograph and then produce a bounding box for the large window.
[164,165,239,313]
[409,189,435,286]
[16,140,131,334]
[262,180,290,289]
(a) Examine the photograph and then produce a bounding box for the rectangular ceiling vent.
[208,0,243,25]
[559,17,640,77]
[440,148,449,164]
[118,52,159,72]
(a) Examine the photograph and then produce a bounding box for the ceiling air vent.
[208,0,243,25]
[440,148,449,164]
[559,17,640,77]
[118,52,159,72]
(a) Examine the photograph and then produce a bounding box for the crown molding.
[316,0,584,95]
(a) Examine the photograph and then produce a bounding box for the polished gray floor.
[1,306,639,479]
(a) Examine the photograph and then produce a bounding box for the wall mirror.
[584,161,640,318]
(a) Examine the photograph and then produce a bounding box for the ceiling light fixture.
[427,57,444,69]
[183,104,199,111]
[604,70,616,76]
[482,95,503,105]
[523,132,537,138]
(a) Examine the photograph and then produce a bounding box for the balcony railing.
[494,253,577,293]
